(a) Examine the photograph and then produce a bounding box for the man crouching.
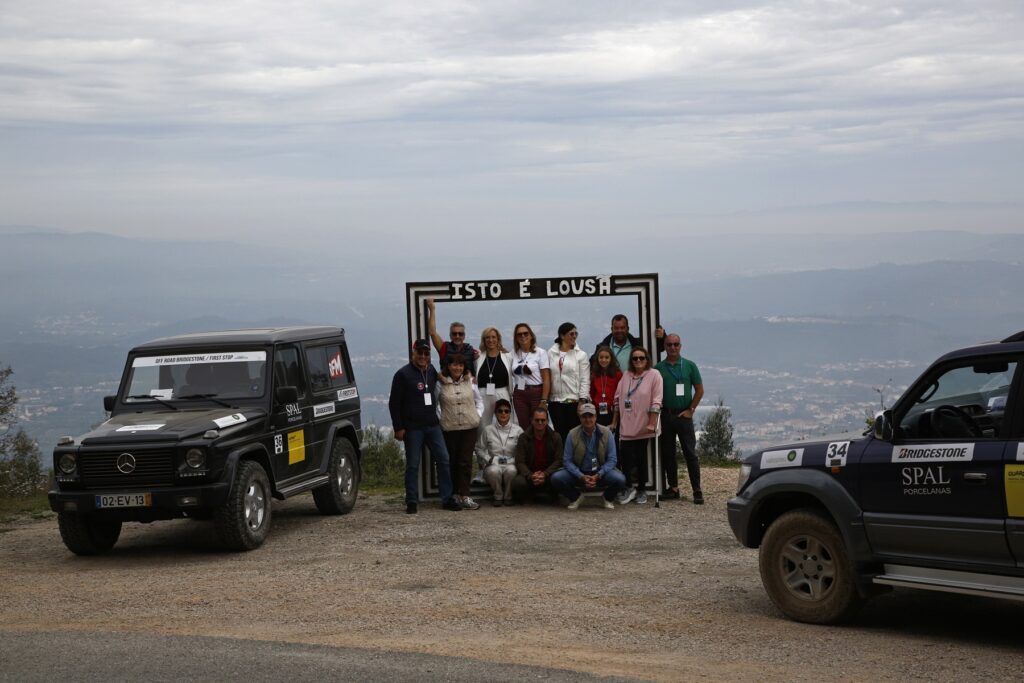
[551,403,626,510]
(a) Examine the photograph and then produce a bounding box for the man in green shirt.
[654,333,705,504]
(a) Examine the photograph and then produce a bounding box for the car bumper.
[727,493,755,547]
[49,482,230,520]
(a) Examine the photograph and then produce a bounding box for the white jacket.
[547,344,591,402]
[474,419,525,468]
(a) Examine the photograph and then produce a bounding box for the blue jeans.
[404,425,454,504]
[551,468,627,501]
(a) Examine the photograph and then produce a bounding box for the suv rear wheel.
[57,513,122,556]
[759,508,861,624]
[313,439,360,515]
[214,460,272,551]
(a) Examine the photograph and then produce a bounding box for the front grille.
[79,448,175,488]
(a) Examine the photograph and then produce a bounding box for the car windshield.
[124,351,267,402]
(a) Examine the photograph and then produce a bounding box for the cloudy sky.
[2,1,1022,247]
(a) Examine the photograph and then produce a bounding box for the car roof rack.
[1002,331,1024,343]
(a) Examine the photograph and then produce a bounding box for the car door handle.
[963,472,988,482]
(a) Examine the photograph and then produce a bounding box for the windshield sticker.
[132,351,267,368]
[149,389,173,400]
[328,352,345,379]
[288,429,305,465]
[213,413,247,428]
[337,388,358,401]
[761,448,804,469]
[1017,444,1024,462]
[1005,465,1024,517]
[891,444,974,463]
[313,402,336,418]
[116,424,165,432]
[902,466,952,496]
[825,441,850,468]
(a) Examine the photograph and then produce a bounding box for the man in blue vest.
[550,403,627,509]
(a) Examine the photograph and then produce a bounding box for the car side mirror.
[873,410,894,441]
[275,386,298,404]
[103,395,116,412]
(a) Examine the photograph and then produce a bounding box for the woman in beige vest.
[438,353,484,509]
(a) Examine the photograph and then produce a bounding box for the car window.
[124,351,266,401]
[898,360,1017,440]
[273,346,307,399]
[304,344,350,394]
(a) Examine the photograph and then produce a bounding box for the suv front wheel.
[759,508,861,624]
[214,460,272,551]
[313,439,360,515]
[57,513,122,555]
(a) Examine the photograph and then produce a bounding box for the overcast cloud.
[1,1,1022,247]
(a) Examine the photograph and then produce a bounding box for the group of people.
[388,301,705,514]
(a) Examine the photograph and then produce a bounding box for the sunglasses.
[496,408,511,414]
[665,342,680,347]
[631,356,647,362]
[513,364,533,376]
[516,331,531,337]
[450,332,465,337]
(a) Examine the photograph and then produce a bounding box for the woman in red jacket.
[590,345,622,429]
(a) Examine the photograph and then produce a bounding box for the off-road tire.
[214,460,272,551]
[759,508,862,624]
[313,439,360,515]
[57,513,122,556]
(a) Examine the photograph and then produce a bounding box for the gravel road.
[1,468,1021,682]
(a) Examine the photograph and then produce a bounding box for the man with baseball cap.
[550,402,627,509]
[389,338,461,514]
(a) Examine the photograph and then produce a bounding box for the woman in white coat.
[547,321,590,443]
[474,398,523,506]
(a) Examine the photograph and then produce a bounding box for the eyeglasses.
[665,342,680,347]
[414,349,431,355]
[532,418,547,423]
[450,332,465,337]
[496,408,511,414]
[631,356,647,362]
[516,331,530,337]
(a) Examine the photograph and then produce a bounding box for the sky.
[1,1,1022,248]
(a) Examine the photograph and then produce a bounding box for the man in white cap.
[550,402,627,509]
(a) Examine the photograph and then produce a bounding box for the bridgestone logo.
[891,443,974,463]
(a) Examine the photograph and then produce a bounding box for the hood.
[80,407,267,445]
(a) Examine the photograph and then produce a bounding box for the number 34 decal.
[826,441,850,468]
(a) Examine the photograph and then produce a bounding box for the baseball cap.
[412,339,431,353]
[579,402,597,416]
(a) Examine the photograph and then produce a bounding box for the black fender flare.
[733,468,873,564]
[316,420,365,476]
[223,443,274,498]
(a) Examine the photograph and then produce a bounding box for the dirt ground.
[1,468,1022,682]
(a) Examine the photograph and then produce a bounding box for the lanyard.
[484,355,498,380]
[627,372,645,399]
[666,361,684,384]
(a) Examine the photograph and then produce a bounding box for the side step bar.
[874,564,1024,601]
[277,474,330,499]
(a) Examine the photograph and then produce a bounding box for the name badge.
[598,401,609,415]
[624,399,633,412]
[515,377,526,390]
[423,393,432,406]
[676,384,686,397]
[486,382,496,396]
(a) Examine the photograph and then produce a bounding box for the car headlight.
[185,448,206,469]
[736,463,752,494]
[58,453,77,474]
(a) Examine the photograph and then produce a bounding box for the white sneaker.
[567,495,583,510]
[635,490,648,505]
[618,488,636,505]
[602,498,615,510]
[460,496,480,510]
[471,473,485,485]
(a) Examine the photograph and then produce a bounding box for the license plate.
[95,493,152,509]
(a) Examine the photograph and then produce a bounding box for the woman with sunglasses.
[438,353,484,509]
[474,398,523,506]
[547,322,590,443]
[510,323,551,429]
[612,345,663,505]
